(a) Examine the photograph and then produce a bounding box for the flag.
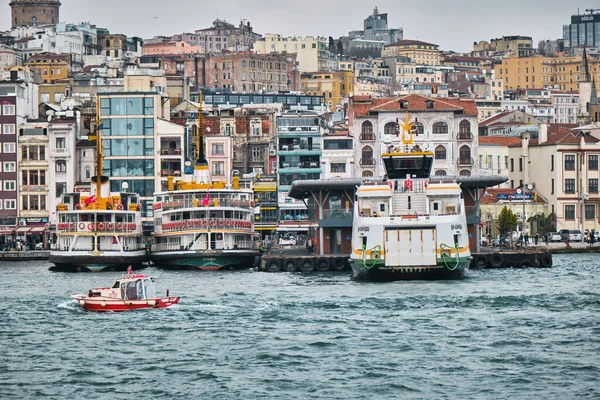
[202,193,209,206]
[84,195,96,205]
[509,195,512,204]
[127,265,132,276]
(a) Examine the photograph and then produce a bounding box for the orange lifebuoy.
[98,223,105,231]
[187,220,193,228]
[107,223,114,230]
[210,219,217,227]
[218,220,224,227]
[116,223,123,230]
[201,220,208,227]
[75,204,81,210]
[87,223,94,231]
[424,180,428,188]
[226,220,231,227]
[116,204,123,210]
[132,223,136,230]
[404,180,413,191]
[194,220,200,228]
[70,223,75,230]
[79,222,85,230]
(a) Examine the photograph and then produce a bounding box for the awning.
[16,227,30,233]
[29,226,46,233]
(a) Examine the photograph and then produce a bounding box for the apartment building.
[381,40,441,66]
[300,71,354,111]
[254,34,328,72]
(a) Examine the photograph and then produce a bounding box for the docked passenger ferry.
[149,172,260,270]
[349,116,471,281]
[49,109,146,272]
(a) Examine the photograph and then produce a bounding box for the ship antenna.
[196,93,208,170]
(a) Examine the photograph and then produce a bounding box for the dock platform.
[261,248,349,272]
[0,250,50,261]
[470,250,552,269]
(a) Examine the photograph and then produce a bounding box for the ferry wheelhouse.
[350,114,471,280]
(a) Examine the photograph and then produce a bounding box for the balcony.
[21,185,49,192]
[161,170,181,177]
[360,158,375,166]
[319,209,353,228]
[457,157,474,166]
[52,148,70,157]
[160,148,182,156]
[359,132,375,141]
[457,132,473,141]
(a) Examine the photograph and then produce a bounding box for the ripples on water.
[0,254,599,399]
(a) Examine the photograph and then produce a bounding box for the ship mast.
[196,92,207,169]
[91,96,103,207]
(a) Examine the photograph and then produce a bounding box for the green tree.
[337,40,344,55]
[496,206,518,239]
[328,36,335,53]
[527,212,556,236]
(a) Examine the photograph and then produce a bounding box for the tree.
[496,206,518,239]
[328,36,335,53]
[337,40,344,55]
[527,212,556,236]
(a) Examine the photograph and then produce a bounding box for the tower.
[10,0,61,28]
[578,47,593,123]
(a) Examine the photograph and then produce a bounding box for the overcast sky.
[1,0,598,52]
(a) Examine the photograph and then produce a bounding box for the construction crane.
[585,9,600,14]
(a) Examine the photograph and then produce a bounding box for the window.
[384,122,397,136]
[589,155,598,170]
[2,105,15,115]
[413,122,424,136]
[212,161,224,176]
[331,163,346,173]
[434,145,446,160]
[212,143,224,155]
[361,146,373,165]
[55,137,66,148]
[55,160,67,172]
[251,121,261,136]
[589,178,598,193]
[458,120,471,138]
[3,143,15,153]
[510,158,514,172]
[360,121,374,140]
[85,167,91,179]
[519,157,523,172]
[4,180,16,191]
[2,124,15,135]
[565,204,575,220]
[56,182,66,198]
[459,146,471,164]
[251,146,261,161]
[564,154,575,170]
[3,162,15,172]
[551,178,554,194]
[586,204,595,220]
[551,154,554,171]
[505,156,509,170]
[4,199,16,210]
[432,121,448,134]
[564,178,575,193]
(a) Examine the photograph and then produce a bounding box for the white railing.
[160,218,252,233]
[152,240,258,252]
[57,222,141,233]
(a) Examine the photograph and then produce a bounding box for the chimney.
[539,123,548,144]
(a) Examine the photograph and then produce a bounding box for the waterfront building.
[254,34,328,72]
[0,69,38,241]
[350,94,479,178]
[98,69,184,226]
[253,174,278,239]
[321,129,354,179]
[276,112,325,238]
[562,9,600,48]
[10,0,60,28]
[477,136,520,188]
[17,120,49,244]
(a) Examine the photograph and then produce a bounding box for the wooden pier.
[0,250,50,261]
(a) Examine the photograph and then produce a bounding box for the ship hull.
[149,250,260,270]
[49,251,148,272]
[350,258,469,281]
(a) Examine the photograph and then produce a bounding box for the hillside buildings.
[254,34,328,72]
[562,9,600,48]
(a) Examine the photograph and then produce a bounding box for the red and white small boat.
[72,268,179,312]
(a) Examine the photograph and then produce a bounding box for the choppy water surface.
[0,254,599,399]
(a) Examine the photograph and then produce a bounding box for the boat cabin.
[90,275,157,301]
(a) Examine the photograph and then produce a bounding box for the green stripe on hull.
[350,257,470,281]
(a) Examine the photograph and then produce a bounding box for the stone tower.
[10,0,61,28]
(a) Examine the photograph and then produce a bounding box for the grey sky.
[1,0,599,52]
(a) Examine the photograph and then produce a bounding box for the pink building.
[143,41,204,56]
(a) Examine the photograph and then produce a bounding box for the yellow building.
[381,40,440,66]
[495,54,600,92]
[24,53,70,84]
[254,34,328,72]
[474,36,533,57]
[300,71,354,110]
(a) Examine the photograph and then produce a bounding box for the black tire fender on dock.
[472,254,489,269]
[266,259,281,272]
[300,259,315,273]
[488,253,504,268]
[316,258,330,271]
[519,259,534,268]
[539,251,552,268]
[331,258,346,271]
[283,259,297,272]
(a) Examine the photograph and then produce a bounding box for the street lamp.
[581,192,589,239]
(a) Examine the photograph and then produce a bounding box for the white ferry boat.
[350,117,471,281]
[149,173,260,270]
[50,111,146,272]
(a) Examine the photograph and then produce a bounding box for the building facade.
[562,10,600,48]
[473,36,533,57]
[25,52,70,84]
[254,34,329,72]
[300,71,354,111]
[350,94,479,178]
[382,40,441,66]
